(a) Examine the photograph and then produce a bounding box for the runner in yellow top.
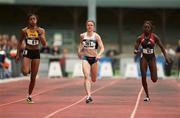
[16,14,47,103]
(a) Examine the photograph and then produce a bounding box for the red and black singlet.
[140,33,155,55]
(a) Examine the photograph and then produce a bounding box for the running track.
[0,78,180,118]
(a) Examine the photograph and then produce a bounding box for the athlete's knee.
[151,78,157,83]
[22,70,29,76]
[21,66,30,75]
[84,76,89,80]
[151,74,158,83]
[92,79,96,83]
[151,75,158,82]
[91,77,97,83]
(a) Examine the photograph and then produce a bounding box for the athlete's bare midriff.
[25,45,39,50]
[82,49,97,57]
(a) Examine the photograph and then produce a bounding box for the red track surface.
[0,78,180,118]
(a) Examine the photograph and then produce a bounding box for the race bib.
[23,49,28,55]
[27,39,39,45]
[83,39,96,49]
[143,48,154,54]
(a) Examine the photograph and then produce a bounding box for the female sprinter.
[78,20,104,103]
[16,14,47,103]
[134,21,170,101]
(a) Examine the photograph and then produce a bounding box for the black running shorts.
[82,56,97,65]
[23,48,40,59]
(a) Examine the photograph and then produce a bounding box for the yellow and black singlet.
[25,29,40,46]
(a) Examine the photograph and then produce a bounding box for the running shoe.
[144,97,150,102]
[26,97,34,104]
[86,96,93,104]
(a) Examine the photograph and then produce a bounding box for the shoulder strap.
[149,33,155,44]
[140,33,144,44]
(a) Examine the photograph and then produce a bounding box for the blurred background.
[0,0,180,79]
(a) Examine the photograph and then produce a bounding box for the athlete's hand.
[78,52,82,59]
[96,54,101,60]
[134,49,141,55]
[165,57,172,64]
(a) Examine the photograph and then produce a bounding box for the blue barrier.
[98,57,112,79]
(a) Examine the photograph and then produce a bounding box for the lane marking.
[44,80,117,118]
[0,98,26,107]
[0,80,82,107]
[130,87,143,118]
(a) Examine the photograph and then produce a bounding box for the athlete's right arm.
[134,36,141,54]
[16,29,25,63]
[77,34,84,59]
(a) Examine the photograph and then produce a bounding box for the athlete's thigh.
[21,57,31,72]
[82,60,91,78]
[91,61,98,79]
[31,59,40,77]
[140,56,148,77]
[148,57,157,78]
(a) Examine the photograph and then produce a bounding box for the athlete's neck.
[87,31,94,37]
[28,25,38,30]
[144,32,151,38]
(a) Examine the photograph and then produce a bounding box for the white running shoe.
[86,96,93,104]
[26,97,34,104]
[144,97,150,102]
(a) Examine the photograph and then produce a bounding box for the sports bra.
[140,33,155,54]
[82,32,98,49]
[25,29,40,46]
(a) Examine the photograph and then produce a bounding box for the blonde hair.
[86,20,95,26]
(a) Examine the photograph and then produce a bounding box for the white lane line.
[0,98,26,107]
[130,87,143,118]
[0,80,81,107]
[44,80,117,118]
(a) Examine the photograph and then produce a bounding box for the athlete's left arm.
[155,34,171,63]
[39,28,47,47]
[96,34,104,59]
